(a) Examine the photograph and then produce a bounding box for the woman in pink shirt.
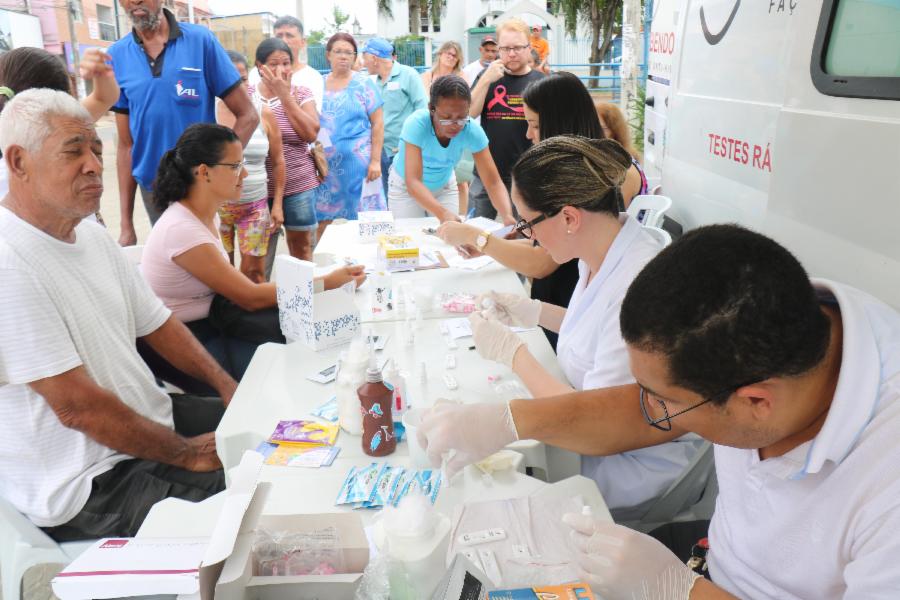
[141,124,364,388]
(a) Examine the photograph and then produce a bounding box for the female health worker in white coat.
[469,135,703,518]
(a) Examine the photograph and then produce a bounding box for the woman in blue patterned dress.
[315,33,385,237]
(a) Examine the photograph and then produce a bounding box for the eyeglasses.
[330,50,357,57]
[432,112,470,127]
[639,380,757,431]
[639,387,712,432]
[514,209,560,239]
[499,45,530,54]
[210,160,246,174]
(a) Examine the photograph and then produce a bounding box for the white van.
[643,0,900,306]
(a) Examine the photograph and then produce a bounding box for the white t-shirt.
[462,59,487,85]
[556,215,703,514]
[0,207,173,527]
[709,279,900,598]
[248,64,324,114]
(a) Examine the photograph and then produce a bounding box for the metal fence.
[308,40,427,75]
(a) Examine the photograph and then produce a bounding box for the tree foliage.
[324,6,351,34]
[551,0,623,78]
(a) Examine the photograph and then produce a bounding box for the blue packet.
[254,441,279,460]
[395,469,442,506]
[347,463,383,504]
[312,396,340,422]
[335,466,358,505]
[363,466,405,508]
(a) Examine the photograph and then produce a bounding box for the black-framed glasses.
[209,160,246,173]
[514,209,560,239]
[499,45,530,54]
[639,387,712,431]
[639,380,756,431]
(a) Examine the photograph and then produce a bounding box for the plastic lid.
[365,348,383,383]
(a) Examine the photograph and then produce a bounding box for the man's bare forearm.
[141,317,237,404]
[511,384,683,455]
[116,141,137,225]
[32,368,194,468]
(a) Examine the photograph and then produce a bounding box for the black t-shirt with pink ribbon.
[473,69,545,182]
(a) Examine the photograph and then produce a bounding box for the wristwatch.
[475,230,491,251]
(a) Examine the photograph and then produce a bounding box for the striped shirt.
[249,84,319,197]
[0,207,173,527]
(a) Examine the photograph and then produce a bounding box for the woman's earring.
[567,230,572,234]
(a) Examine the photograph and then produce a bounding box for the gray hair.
[0,88,91,156]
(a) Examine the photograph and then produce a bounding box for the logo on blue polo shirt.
[176,80,200,99]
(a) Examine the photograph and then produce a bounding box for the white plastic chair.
[626,194,673,229]
[0,496,93,600]
[120,244,145,266]
[643,225,673,247]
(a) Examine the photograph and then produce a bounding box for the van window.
[811,0,900,100]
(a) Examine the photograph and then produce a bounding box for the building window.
[96,4,117,42]
[811,0,900,100]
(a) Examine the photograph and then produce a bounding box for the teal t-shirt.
[394,109,489,190]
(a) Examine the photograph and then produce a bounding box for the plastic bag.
[252,527,345,576]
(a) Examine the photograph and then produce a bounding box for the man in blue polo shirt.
[362,37,428,196]
[110,0,258,245]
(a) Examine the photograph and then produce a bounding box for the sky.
[207,0,380,34]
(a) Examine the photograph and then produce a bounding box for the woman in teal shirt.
[388,75,514,224]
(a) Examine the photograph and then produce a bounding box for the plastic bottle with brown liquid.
[359,356,396,457]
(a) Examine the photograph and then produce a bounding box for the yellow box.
[377,234,419,270]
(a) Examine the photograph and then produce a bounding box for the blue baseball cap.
[362,37,393,59]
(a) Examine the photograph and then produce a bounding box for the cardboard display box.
[212,513,369,600]
[275,255,361,351]
[358,211,395,240]
[53,452,371,600]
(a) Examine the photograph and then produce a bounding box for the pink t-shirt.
[142,202,229,322]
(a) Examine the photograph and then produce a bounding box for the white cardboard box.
[211,512,370,600]
[52,451,269,600]
[275,255,361,351]
[358,211,395,240]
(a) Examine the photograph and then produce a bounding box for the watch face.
[477,234,488,249]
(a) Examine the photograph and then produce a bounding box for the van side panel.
[653,0,900,307]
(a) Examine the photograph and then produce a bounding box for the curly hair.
[620,224,831,404]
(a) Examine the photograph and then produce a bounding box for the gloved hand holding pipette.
[416,400,519,480]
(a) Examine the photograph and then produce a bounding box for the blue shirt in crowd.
[108,8,241,190]
[374,62,428,156]
[394,109,489,191]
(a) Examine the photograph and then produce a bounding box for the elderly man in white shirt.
[0,89,238,541]
[420,224,900,598]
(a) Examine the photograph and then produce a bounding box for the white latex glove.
[563,513,702,600]
[469,312,525,367]
[478,291,542,328]
[417,401,519,480]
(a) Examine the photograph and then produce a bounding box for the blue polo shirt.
[394,109,489,190]
[109,9,241,190]
[375,61,428,156]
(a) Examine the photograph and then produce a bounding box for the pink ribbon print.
[486,85,525,113]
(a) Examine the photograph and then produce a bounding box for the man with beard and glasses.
[109,0,258,245]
